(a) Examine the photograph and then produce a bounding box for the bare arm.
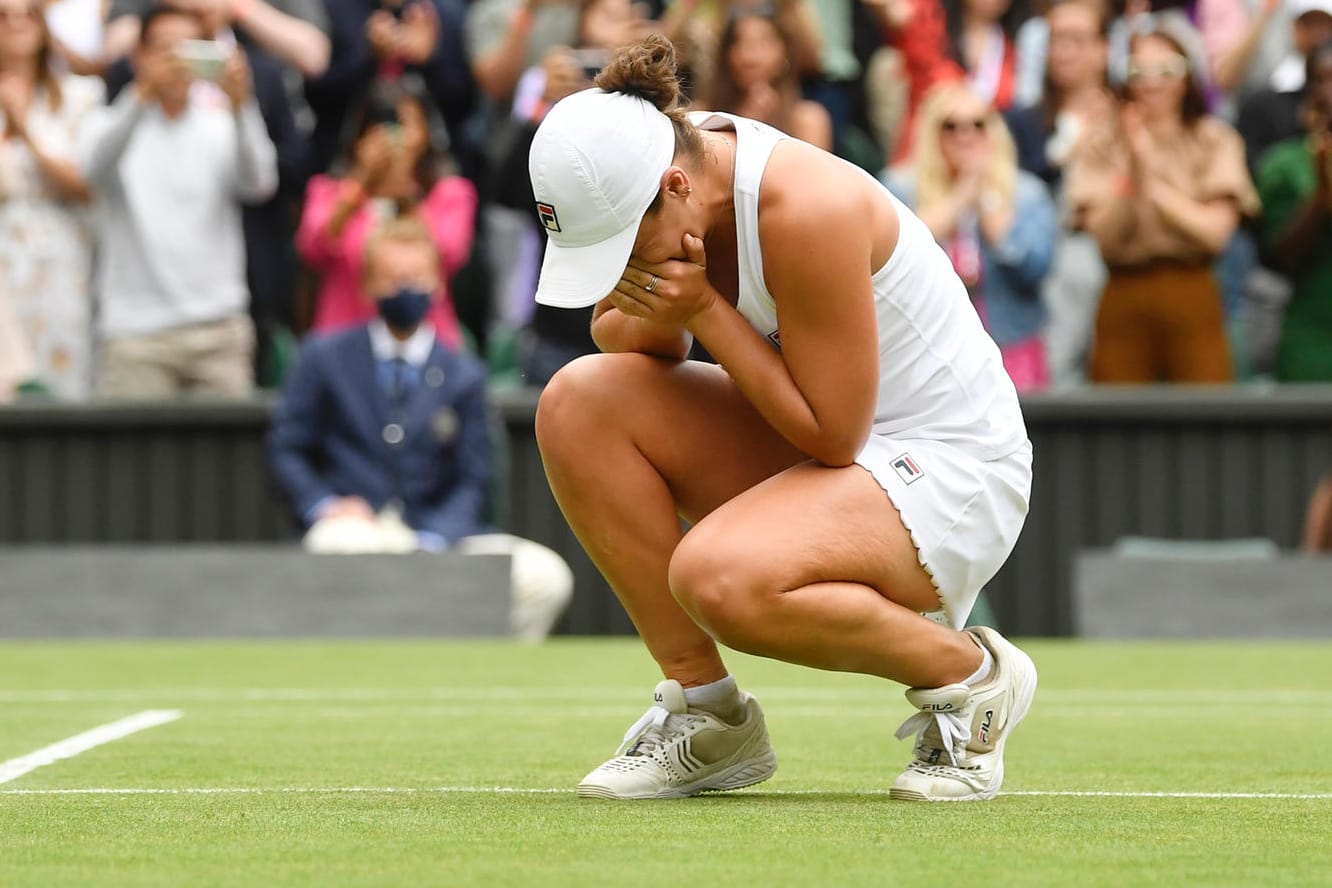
[590,299,691,359]
[25,140,91,202]
[1212,0,1277,93]
[777,0,824,77]
[1147,183,1240,255]
[233,0,331,78]
[471,4,536,103]
[688,183,879,466]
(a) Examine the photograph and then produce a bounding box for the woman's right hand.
[351,126,394,189]
[541,48,585,105]
[1120,103,1158,179]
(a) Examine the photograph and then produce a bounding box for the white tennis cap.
[529,89,676,309]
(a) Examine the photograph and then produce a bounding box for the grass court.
[3,638,1330,886]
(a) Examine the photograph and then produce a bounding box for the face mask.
[377,287,433,330]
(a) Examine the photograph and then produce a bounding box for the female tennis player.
[530,35,1036,801]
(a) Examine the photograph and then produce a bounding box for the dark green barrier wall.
[3,387,1330,635]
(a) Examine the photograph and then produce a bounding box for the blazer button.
[383,422,405,446]
[425,366,446,388]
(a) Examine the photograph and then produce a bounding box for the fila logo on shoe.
[924,702,955,712]
[978,709,995,744]
[654,692,664,704]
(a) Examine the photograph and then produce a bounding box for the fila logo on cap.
[536,201,561,232]
[891,453,924,485]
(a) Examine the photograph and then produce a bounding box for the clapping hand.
[366,1,439,65]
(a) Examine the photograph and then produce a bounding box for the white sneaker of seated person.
[889,626,1038,801]
[578,679,777,800]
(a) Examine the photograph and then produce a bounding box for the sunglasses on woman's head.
[942,118,987,134]
[1126,56,1188,83]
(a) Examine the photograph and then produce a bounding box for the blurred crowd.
[2,0,1332,405]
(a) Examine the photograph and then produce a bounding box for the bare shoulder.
[757,140,898,273]
[757,141,879,244]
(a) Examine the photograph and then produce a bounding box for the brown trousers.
[1090,264,1233,384]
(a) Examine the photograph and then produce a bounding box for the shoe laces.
[894,709,969,767]
[615,704,703,757]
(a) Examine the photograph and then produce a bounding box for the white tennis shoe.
[577,679,778,800]
[889,626,1038,801]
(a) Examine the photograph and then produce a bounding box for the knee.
[534,354,607,455]
[668,529,767,652]
[534,353,655,463]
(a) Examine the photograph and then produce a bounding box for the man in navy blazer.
[268,216,571,638]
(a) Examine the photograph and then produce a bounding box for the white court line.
[0,710,182,786]
[2,688,1330,704]
[0,786,1328,800]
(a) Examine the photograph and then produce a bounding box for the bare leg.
[668,463,981,688]
[1304,474,1332,554]
[537,354,805,686]
[537,354,981,689]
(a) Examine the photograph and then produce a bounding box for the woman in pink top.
[297,77,477,348]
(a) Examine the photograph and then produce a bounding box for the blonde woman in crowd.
[1066,16,1258,382]
[887,82,1056,391]
[708,7,832,149]
[0,0,100,399]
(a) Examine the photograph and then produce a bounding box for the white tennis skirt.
[854,435,1033,629]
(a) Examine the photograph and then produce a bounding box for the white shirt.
[78,88,278,337]
[368,319,436,367]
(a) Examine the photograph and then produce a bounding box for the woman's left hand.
[611,233,716,326]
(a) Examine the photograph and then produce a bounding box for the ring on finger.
[645,274,660,293]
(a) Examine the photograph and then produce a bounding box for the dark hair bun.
[593,35,685,114]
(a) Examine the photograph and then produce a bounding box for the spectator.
[943,0,1028,110]
[478,0,654,384]
[304,0,474,179]
[269,217,574,641]
[1007,0,1113,386]
[802,0,877,152]
[1256,40,1332,381]
[708,8,833,149]
[660,0,824,100]
[101,0,330,78]
[297,76,476,349]
[1236,0,1332,173]
[1066,17,1258,382]
[78,4,277,398]
[100,0,313,390]
[869,0,964,163]
[1009,0,1115,186]
[887,82,1056,390]
[0,0,100,399]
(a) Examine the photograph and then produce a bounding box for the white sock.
[683,675,743,721]
[962,641,994,687]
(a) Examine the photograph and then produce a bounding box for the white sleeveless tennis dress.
[691,111,1033,628]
